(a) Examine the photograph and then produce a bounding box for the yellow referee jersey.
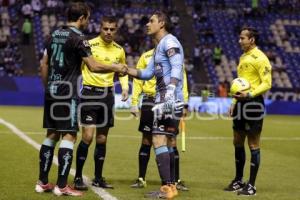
[233,46,272,103]
[131,49,189,106]
[81,36,128,90]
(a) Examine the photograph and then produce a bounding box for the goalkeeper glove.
[165,84,176,102]
[152,101,185,119]
[152,103,164,119]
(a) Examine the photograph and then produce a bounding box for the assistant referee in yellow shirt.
[74,16,129,190]
[224,27,272,196]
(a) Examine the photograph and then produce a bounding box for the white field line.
[0,118,118,200]
[0,129,299,141]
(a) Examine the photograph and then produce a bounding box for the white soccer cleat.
[35,181,54,193]
[53,185,83,196]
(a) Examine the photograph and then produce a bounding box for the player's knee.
[82,135,93,145]
[61,133,76,143]
[233,138,244,147]
[248,141,260,149]
[95,134,107,144]
[247,134,260,149]
[142,139,152,146]
[234,140,244,146]
[81,131,93,143]
[49,134,60,142]
[233,132,245,146]
[142,133,152,146]
[167,136,176,147]
[152,135,166,148]
[46,130,60,141]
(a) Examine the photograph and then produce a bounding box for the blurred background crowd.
[1,0,300,101]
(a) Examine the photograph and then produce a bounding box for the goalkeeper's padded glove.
[165,84,176,102]
[152,101,185,119]
[174,101,185,111]
[152,103,164,119]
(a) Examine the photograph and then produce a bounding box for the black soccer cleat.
[237,182,256,196]
[92,177,114,189]
[73,177,88,191]
[224,179,245,192]
[130,177,147,188]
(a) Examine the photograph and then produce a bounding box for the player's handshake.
[112,63,128,75]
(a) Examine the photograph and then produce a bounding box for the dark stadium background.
[0,0,299,113]
[0,1,300,200]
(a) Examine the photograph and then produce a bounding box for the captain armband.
[167,48,180,57]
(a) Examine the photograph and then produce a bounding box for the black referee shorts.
[79,85,114,128]
[232,95,265,134]
[138,96,155,134]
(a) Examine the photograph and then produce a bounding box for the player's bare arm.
[233,91,251,100]
[121,89,129,101]
[127,66,154,80]
[82,56,128,73]
[40,53,48,87]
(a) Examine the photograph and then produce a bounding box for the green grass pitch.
[0,106,299,200]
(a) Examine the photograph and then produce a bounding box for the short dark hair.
[101,15,118,26]
[66,2,90,22]
[153,10,173,33]
[241,26,260,44]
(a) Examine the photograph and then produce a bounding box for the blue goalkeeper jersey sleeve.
[139,34,184,103]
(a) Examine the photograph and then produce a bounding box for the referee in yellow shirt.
[74,16,129,190]
[224,27,272,196]
[130,48,189,191]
